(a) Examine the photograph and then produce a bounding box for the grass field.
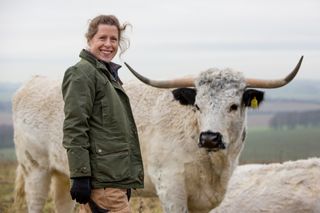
[0,160,162,213]
[0,161,17,213]
[0,148,16,161]
[240,126,320,163]
[0,126,319,212]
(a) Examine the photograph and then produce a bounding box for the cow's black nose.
[199,131,225,150]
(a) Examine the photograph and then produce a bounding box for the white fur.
[210,158,320,213]
[13,69,254,213]
[13,76,73,212]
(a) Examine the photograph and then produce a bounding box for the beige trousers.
[79,188,131,213]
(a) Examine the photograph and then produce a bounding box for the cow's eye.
[229,104,238,112]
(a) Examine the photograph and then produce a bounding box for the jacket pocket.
[100,98,126,137]
[95,150,130,182]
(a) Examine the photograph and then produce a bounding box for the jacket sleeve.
[62,66,95,178]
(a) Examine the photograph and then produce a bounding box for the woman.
[62,15,144,213]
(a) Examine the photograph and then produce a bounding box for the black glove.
[70,177,91,204]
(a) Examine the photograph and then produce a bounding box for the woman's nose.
[104,39,112,46]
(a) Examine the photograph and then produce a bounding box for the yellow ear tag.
[251,96,258,108]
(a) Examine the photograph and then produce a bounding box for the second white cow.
[211,158,320,213]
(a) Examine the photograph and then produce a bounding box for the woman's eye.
[229,104,238,112]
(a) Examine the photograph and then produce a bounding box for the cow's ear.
[243,89,264,108]
[172,88,197,106]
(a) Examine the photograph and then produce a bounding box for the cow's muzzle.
[199,131,225,151]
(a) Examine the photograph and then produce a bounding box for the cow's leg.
[24,168,51,213]
[149,166,188,213]
[52,171,75,213]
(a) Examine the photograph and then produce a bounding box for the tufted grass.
[0,159,162,213]
[0,161,17,213]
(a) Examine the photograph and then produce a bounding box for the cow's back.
[124,81,162,134]
[211,158,320,213]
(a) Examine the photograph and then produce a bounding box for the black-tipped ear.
[243,89,264,108]
[172,88,197,106]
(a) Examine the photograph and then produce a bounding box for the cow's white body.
[13,69,261,212]
[210,158,320,213]
[13,77,73,212]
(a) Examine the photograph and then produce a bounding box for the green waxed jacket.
[62,49,144,189]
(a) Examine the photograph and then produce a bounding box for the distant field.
[0,148,16,161]
[3,126,319,164]
[0,112,12,125]
[2,126,319,163]
[240,126,320,163]
[247,100,320,127]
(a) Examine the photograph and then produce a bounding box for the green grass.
[0,161,17,213]
[240,126,320,163]
[0,154,162,213]
[0,148,16,161]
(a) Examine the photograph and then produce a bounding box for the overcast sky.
[1,0,320,83]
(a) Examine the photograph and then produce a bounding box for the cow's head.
[124,56,303,152]
[171,70,264,152]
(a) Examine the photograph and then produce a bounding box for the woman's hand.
[70,177,91,204]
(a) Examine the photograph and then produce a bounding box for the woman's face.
[88,24,119,62]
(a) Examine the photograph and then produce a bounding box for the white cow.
[13,57,302,213]
[210,158,320,213]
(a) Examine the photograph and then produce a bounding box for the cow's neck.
[191,137,243,208]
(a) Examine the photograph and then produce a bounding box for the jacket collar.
[79,49,121,73]
[79,49,123,84]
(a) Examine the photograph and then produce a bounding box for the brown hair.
[85,15,131,56]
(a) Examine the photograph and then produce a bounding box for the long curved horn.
[246,56,303,88]
[124,62,195,88]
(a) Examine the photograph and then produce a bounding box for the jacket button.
[98,149,102,153]
[81,167,87,173]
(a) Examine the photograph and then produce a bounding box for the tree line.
[0,124,13,148]
[1,109,320,148]
[270,110,320,129]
